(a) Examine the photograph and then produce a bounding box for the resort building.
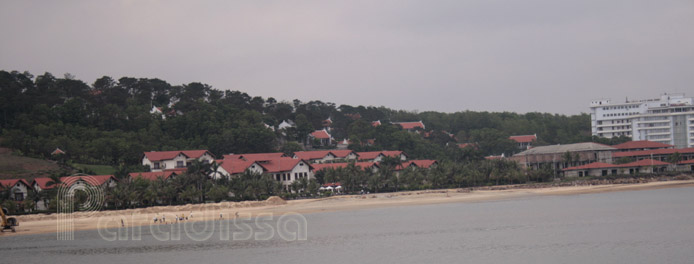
[308,129,333,146]
[356,151,408,162]
[563,159,672,177]
[590,93,694,148]
[510,142,616,172]
[509,134,537,150]
[0,179,31,202]
[142,150,215,172]
[611,148,694,162]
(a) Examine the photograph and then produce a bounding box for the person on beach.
[121,219,125,227]
[219,213,223,220]
[162,215,165,223]
[153,216,158,223]
[235,212,239,218]
[189,211,193,219]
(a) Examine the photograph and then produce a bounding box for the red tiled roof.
[217,159,259,174]
[258,158,312,173]
[310,130,331,139]
[372,120,381,127]
[509,135,537,143]
[312,162,378,172]
[0,179,31,189]
[393,121,425,130]
[678,159,694,165]
[129,171,178,181]
[293,151,333,160]
[223,153,286,161]
[32,177,55,190]
[613,148,694,158]
[612,141,674,150]
[180,150,213,159]
[408,160,438,168]
[51,148,65,155]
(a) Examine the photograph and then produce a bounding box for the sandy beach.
[4,179,694,237]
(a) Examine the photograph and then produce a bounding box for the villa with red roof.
[563,159,672,177]
[612,141,674,152]
[677,159,694,172]
[393,121,425,131]
[509,134,537,150]
[0,179,32,202]
[142,150,215,172]
[30,175,118,210]
[308,129,333,146]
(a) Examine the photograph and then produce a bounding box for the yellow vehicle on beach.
[1,207,18,232]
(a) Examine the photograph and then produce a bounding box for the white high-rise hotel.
[590,93,694,148]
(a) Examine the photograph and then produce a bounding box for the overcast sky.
[1,0,692,115]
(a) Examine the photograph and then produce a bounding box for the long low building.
[563,159,672,177]
[510,142,617,171]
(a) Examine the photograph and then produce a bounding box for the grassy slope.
[0,147,62,180]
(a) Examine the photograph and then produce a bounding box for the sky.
[1,0,693,115]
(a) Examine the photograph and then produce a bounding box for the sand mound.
[265,196,287,205]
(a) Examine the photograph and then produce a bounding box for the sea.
[2,186,694,264]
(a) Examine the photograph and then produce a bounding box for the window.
[176,161,184,168]
[153,162,160,169]
[14,192,24,201]
[611,169,617,175]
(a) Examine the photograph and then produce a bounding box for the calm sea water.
[2,187,694,264]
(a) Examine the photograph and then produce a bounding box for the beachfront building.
[509,142,617,173]
[0,179,31,202]
[31,175,118,210]
[142,150,215,172]
[590,93,694,148]
[261,158,314,191]
[677,159,694,172]
[509,134,537,150]
[563,159,673,177]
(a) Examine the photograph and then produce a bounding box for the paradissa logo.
[57,176,107,240]
[97,212,308,242]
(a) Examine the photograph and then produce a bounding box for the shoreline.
[3,179,694,237]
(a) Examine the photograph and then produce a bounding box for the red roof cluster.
[217,159,260,174]
[509,135,536,143]
[612,141,674,150]
[32,175,118,189]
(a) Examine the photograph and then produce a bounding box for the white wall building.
[590,93,694,148]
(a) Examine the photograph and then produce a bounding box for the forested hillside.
[0,70,601,166]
